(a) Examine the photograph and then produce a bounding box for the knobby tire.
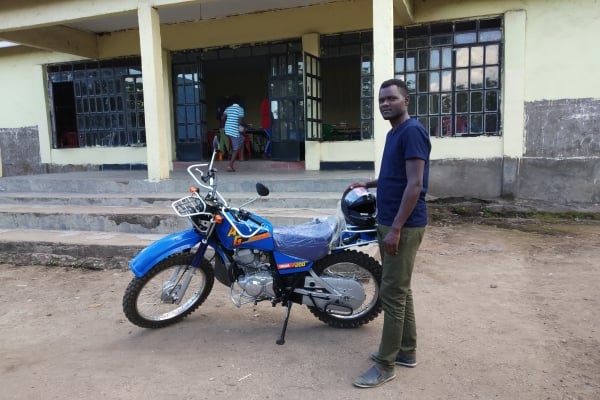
[122,253,214,328]
[308,249,382,328]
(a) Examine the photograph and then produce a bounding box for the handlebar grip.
[238,209,262,225]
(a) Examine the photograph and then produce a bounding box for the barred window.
[395,18,502,137]
[47,58,145,148]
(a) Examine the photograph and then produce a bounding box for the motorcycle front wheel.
[122,252,214,328]
[308,249,382,328]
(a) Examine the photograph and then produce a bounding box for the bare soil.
[0,220,599,400]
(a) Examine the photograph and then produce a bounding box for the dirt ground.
[0,220,599,400]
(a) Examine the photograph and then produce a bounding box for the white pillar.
[138,4,170,181]
[162,50,175,171]
[372,0,395,175]
[302,33,321,171]
[503,10,526,158]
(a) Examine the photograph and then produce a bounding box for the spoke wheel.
[308,250,382,328]
[123,253,214,328]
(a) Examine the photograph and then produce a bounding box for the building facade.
[0,0,598,205]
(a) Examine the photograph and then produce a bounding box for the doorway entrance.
[172,41,307,162]
[50,81,77,148]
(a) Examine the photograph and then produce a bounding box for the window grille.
[47,58,145,148]
[395,18,502,137]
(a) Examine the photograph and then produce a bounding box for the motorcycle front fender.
[129,229,203,277]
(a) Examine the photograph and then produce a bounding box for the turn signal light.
[189,186,199,193]
[214,215,223,224]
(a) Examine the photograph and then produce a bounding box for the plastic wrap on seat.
[273,216,339,261]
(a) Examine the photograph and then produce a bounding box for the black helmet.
[341,187,377,227]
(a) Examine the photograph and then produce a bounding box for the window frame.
[47,57,145,148]
[394,18,503,137]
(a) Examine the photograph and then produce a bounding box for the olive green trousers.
[372,224,425,371]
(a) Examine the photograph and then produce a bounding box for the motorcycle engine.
[233,249,275,300]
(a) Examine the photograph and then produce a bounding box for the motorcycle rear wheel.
[122,253,214,328]
[308,249,382,328]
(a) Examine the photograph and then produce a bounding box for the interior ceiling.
[0,1,413,52]
[63,0,336,33]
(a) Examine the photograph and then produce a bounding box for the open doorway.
[204,54,270,161]
[51,82,78,148]
[172,40,304,162]
[321,55,362,141]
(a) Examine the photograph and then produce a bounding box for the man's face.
[379,84,409,121]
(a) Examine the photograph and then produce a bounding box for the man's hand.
[345,182,367,195]
[383,229,401,255]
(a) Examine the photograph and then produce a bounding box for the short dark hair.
[380,79,408,94]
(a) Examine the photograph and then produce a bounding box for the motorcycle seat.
[273,216,340,261]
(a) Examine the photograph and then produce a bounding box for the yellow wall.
[160,1,373,52]
[320,140,375,162]
[523,1,600,101]
[0,47,147,165]
[0,1,375,167]
[0,47,75,128]
[1,0,599,168]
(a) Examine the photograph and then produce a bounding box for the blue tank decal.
[215,212,275,251]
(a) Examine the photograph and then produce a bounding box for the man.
[349,78,431,388]
[221,96,246,171]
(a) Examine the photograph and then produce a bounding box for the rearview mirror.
[256,182,270,196]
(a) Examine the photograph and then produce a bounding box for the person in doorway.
[221,96,246,171]
[216,98,230,158]
[348,78,431,388]
[241,130,253,161]
[260,97,272,158]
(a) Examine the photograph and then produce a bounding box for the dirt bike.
[122,139,382,345]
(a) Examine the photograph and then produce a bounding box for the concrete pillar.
[138,4,170,181]
[372,0,395,175]
[302,33,321,171]
[503,10,526,159]
[502,10,527,197]
[162,50,175,170]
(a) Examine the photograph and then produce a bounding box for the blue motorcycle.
[122,141,382,344]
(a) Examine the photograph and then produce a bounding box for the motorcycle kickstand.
[276,299,292,345]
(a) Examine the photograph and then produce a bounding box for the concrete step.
[0,203,340,268]
[0,167,371,195]
[0,202,339,268]
[0,229,160,269]
[0,168,371,268]
[0,191,342,209]
[0,203,338,233]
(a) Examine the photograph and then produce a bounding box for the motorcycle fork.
[162,241,209,305]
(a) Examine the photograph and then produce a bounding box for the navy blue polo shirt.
[377,118,431,227]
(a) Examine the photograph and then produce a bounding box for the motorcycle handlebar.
[238,209,262,226]
[223,208,265,239]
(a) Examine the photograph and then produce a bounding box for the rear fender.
[130,229,203,277]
